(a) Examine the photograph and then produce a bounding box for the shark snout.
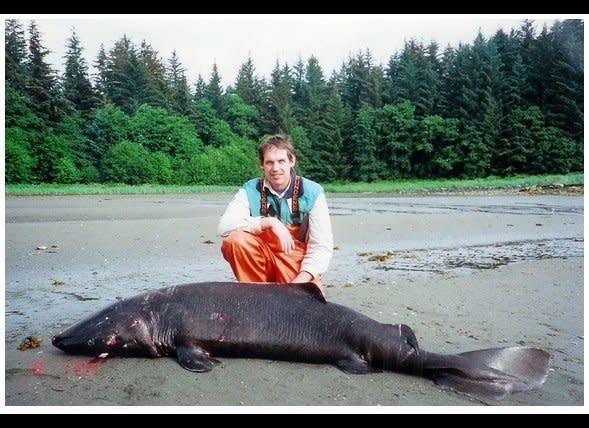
[51,334,64,349]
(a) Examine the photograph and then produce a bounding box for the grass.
[323,173,584,193]
[4,173,584,196]
[4,183,240,196]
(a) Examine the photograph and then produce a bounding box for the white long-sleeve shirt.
[217,187,334,278]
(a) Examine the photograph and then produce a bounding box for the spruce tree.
[5,19,29,93]
[62,28,99,120]
[166,49,191,115]
[234,55,257,106]
[205,62,225,118]
[93,43,109,105]
[138,40,169,109]
[107,35,145,114]
[348,104,383,182]
[193,74,207,101]
[26,21,66,127]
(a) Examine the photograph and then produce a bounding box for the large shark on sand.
[52,281,550,400]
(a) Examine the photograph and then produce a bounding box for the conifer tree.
[107,35,145,114]
[193,74,207,101]
[93,43,109,105]
[323,83,347,180]
[205,62,225,117]
[62,28,99,119]
[234,55,257,106]
[233,56,267,131]
[26,21,66,127]
[348,104,384,182]
[5,19,29,93]
[138,40,169,109]
[166,49,191,115]
[339,51,372,113]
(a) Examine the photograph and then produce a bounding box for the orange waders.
[221,225,306,283]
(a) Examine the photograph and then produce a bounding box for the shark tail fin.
[424,347,550,400]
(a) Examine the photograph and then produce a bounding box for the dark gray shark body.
[52,281,550,400]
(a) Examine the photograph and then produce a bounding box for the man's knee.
[221,231,255,254]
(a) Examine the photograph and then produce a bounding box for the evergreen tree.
[365,50,384,109]
[292,57,306,108]
[166,49,191,115]
[105,35,147,114]
[62,28,99,119]
[290,125,313,177]
[25,21,66,127]
[339,51,373,113]
[5,19,29,93]
[205,62,225,117]
[493,29,526,117]
[93,43,109,104]
[348,105,384,182]
[234,55,257,105]
[138,40,169,109]
[543,20,583,142]
[386,41,442,118]
[300,57,337,182]
[233,55,267,132]
[377,101,416,178]
[266,60,295,134]
[437,45,457,118]
[516,19,541,107]
[193,74,207,101]
[322,83,347,180]
[383,52,400,105]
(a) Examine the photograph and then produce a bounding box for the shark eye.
[87,338,95,346]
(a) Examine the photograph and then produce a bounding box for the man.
[218,134,334,291]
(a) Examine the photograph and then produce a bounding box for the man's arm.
[297,193,334,281]
[218,189,296,253]
[217,188,262,236]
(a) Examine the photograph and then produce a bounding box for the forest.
[4,19,584,185]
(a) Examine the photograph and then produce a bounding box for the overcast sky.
[8,15,566,88]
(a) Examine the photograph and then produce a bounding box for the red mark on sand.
[65,358,105,379]
[32,359,44,376]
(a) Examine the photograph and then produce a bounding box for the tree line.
[4,19,583,185]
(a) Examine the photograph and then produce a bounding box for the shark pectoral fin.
[176,345,217,372]
[336,354,370,374]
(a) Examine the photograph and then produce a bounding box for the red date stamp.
[64,358,105,379]
[30,358,106,379]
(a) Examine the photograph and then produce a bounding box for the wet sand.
[4,193,584,410]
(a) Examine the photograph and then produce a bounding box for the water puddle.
[329,197,583,216]
[359,237,584,274]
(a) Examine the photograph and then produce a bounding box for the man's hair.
[258,135,296,163]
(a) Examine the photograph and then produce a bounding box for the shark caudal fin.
[424,347,551,400]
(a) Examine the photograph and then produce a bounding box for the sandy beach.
[4,193,584,410]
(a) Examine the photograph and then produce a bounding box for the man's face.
[261,146,295,191]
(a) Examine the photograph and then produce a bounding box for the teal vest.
[243,176,324,226]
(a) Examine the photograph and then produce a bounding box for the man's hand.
[291,271,314,283]
[263,217,296,253]
[292,272,326,300]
